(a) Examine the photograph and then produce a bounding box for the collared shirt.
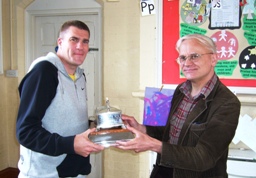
[169,74,217,144]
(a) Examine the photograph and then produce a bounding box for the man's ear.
[211,53,218,67]
[57,38,62,46]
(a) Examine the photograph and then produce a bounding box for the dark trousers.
[150,164,173,178]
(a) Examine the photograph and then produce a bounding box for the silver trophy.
[89,98,134,147]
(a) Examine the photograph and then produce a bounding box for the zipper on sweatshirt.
[74,83,79,99]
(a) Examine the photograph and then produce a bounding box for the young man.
[117,34,241,178]
[16,20,104,178]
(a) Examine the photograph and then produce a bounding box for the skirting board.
[0,167,19,178]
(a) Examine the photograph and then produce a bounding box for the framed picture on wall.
[209,0,242,29]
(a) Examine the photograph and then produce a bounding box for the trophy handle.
[106,97,110,111]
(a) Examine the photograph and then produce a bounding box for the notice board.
[162,0,256,90]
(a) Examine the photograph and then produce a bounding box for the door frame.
[25,7,102,70]
[25,1,103,109]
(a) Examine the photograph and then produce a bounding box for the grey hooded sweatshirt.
[16,52,90,177]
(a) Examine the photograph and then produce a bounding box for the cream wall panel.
[102,0,147,177]
[0,76,8,170]
[0,0,20,170]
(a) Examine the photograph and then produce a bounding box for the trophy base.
[89,128,134,147]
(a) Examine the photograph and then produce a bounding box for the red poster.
[162,0,256,87]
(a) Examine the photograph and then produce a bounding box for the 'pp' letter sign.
[141,0,156,16]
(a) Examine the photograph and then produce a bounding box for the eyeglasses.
[177,53,213,64]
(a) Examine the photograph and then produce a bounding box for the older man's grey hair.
[176,34,217,53]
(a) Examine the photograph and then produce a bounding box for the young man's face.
[57,26,90,72]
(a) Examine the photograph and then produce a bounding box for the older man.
[117,34,240,178]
